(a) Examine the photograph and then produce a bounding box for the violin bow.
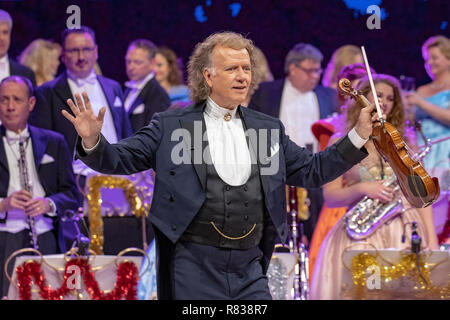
[361,46,385,126]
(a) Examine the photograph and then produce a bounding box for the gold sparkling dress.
[310,144,431,300]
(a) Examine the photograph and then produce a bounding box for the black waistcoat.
[181,160,265,249]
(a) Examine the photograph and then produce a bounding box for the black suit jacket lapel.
[268,79,284,118]
[97,76,115,109]
[179,102,207,191]
[127,82,150,115]
[238,107,270,196]
[123,87,131,100]
[54,72,75,111]
[98,76,125,138]
[29,126,48,173]
[8,59,16,76]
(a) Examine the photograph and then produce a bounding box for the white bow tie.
[125,81,140,89]
[6,129,30,145]
[71,74,97,87]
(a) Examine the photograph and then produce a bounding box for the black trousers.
[0,229,57,298]
[171,241,272,300]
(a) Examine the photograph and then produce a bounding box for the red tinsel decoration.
[15,258,139,300]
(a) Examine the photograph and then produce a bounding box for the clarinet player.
[0,76,80,298]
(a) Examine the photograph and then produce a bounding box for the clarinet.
[288,186,309,300]
[18,138,39,250]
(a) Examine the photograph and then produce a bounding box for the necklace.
[430,82,445,90]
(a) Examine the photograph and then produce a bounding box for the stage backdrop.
[1,0,449,86]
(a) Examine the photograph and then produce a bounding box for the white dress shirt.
[67,70,119,176]
[124,72,154,112]
[0,127,55,234]
[67,70,118,144]
[0,54,10,82]
[279,79,320,152]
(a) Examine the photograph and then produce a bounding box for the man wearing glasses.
[29,26,132,253]
[30,26,132,156]
[249,43,339,244]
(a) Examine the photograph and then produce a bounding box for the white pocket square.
[113,96,123,107]
[41,154,55,164]
[132,103,145,115]
[270,143,279,157]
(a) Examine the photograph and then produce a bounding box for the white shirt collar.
[0,54,8,64]
[205,97,239,121]
[124,72,154,90]
[67,69,97,87]
[5,126,30,144]
[0,54,9,70]
[285,78,312,95]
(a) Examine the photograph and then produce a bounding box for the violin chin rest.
[407,174,427,198]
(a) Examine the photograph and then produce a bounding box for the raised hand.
[405,91,425,107]
[61,91,106,148]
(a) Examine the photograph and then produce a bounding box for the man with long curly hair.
[63,31,378,300]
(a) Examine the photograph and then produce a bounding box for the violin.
[338,77,440,208]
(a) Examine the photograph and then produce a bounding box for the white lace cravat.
[204,97,251,186]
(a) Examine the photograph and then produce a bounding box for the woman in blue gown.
[406,35,449,175]
[154,47,191,104]
[406,35,449,245]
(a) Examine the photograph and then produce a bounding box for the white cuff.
[348,128,369,149]
[46,198,57,217]
[0,197,5,214]
[82,136,100,153]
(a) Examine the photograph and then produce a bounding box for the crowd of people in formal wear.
[0,8,448,299]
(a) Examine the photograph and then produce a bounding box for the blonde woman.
[406,35,450,245]
[406,35,449,179]
[19,39,61,86]
[322,45,363,89]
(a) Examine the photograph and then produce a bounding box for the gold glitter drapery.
[348,252,450,299]
[86,175,149,254]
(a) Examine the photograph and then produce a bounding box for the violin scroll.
[338,78,357,99]
[338,78,371,109]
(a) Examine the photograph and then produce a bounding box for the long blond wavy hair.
[19,39,61,86]
[322,45,362,89]
[345,74,406,136]
[187,32,260,103]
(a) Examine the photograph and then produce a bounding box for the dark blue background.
[1,0,448,86]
